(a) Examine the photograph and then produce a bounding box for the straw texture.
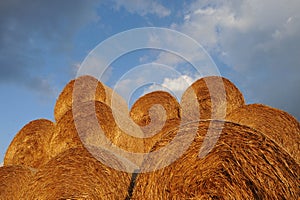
[132,120,300,199]
[0,165,36,200]
[4,119,55,168]
[3,75,299,199]
[181,76,245,120]
[227,103,300,164]
[54,75,106,122]
[20,147,131,200]
[130,91,181,152]
[49,101,144,165]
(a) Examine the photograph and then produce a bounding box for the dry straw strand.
[227,103,300,164]
[0,165,36,200]
[20,147,132,200]
[4,119,55,168]
[181,76,245,120]
[132,121,300,199]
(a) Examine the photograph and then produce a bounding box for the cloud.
[0,162,3,167]
[144,75,196,100]
[111,0,171,17]
[0,0,99,95]
[170,0,300,119]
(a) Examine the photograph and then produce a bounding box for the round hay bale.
[181,76,245,120]
[0,165,36,200]
[227,103,300,164]
[130,91,181,152]
[4,119,55,168]
[20,147,132,199]
[49,100,144,168]
[104,85,129,114]
[130,91,180,126]
[54,75,106,122]
[132,121,300,199]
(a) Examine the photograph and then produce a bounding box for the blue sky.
[0,0,299,163]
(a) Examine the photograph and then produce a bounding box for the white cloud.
[173,0,300,119]
[0,162,3,167]
[112,0,171,17]
[143,75,196,100]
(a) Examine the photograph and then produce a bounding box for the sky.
[0,0,299,163]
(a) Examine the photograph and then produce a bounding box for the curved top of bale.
[181,76,245,121]
[0,165,36,200]
[132,120,300,199]
[4,119,55,168]
[54,75,107,122]
[20,147,132,200]
[130,91,180,126]
[130,91,181,152]
[50,100,144,168]
[226,103,300,164]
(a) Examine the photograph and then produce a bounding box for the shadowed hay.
[181,76,245,120]
[130,91,181,152]
[54,75,107,122]
[0,165,36,200]
[227,103,300,164]
[20,147,131,200]
[4,119,55,168]
[132,121,300,199]
[49,100,144,167]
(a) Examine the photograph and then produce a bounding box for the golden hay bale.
[130,91,180,126]
[4,119,55,168]
[0,165,36,200]
[227,103,300,164]
[20,147,132,200]
[130,91,181,152]
[132,121,300,199]
[181,76,245,120]
[103,85,129,114]
[49,100,144,167]
[54,75,107,122]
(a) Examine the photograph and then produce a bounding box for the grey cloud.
[111,0,171,17]
[0,0,99,94]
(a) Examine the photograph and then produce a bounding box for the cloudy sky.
[0,0,299,162]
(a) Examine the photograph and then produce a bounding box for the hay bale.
[0,165,36,200]
[181,76,245,120]
[132,121,300,199]
[20,147,132,199]
[54,75,107,122]
[227,103,300,164]
[104,85,129,114]
[4,119,55,168]
[130,91,181,152]
[49,100,144,168]
[130,91,180,126]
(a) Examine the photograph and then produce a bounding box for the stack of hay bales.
[131,121,300,199]
[1,75,299,199]
[1,75,137,199]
